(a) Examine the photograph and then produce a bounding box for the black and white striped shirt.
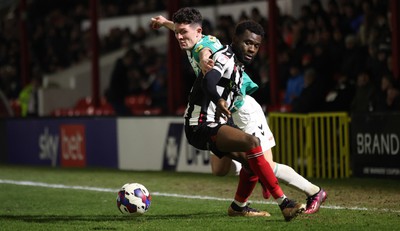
[184,45,244,126]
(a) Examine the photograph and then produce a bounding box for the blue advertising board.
[0,119,6,163]
[6,118,118,168]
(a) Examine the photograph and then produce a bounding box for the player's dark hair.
[234,20,264,38]
[172,7,203,26]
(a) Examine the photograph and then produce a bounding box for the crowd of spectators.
[240,0,398,113]
[177,0,399,114]
[0,0,398,117]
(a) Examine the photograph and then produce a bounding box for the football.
[116,183,152,215]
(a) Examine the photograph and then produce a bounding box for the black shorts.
[184,120,238,158]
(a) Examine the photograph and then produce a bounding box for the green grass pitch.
[0,165,399,231]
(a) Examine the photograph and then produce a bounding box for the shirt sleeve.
[192,35,223,62]
[203,69,222,105]
[212,50,231,76]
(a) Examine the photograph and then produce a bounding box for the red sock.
[246,146,283,199]
[234,167,258,203]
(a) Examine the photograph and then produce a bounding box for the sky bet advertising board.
[6,118,118,168]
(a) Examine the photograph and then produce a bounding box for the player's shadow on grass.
[0,212,221,223]
[0,212,290,223]
[0,215,129,223]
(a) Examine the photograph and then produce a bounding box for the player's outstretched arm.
[151,15,174,31]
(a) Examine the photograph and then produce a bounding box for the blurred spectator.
[250,7,267,30]
[277,49,291,90]
[0,65,20,99]
[357,0,376,47]
[324,72,355,112]
[327,28,345,72]
[351,71,376,113]
[371,13,391,46]
[291,68,325,113]
[283,63,304,105]
[18,74,41,117]
[127,67,149,95]
[386,88,400,111]
[148,56,168,113]
[326,0,340,18]
[340,34,366,82]
[374,74,400,112]
[309,0,328,26]
[365,43,390,86]
[105,49,138,116]
[342,2,363,34]
[310,42,333,87]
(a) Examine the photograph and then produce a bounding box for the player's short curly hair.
[172,7,203,26]
[235,20,265,38]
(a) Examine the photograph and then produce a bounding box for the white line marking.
[1,179,399,213]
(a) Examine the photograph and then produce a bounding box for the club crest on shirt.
[217,54,229,65]
[195,45,204,53]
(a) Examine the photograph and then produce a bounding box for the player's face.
[232,30,262,65]
[174,23,202,50]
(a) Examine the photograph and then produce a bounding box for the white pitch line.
[1,179,399,214]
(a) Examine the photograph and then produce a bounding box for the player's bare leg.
[210,155,232,176]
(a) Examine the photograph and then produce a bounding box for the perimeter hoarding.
[351,113,400,178]
[117,117,212,173]
[0,119,6,163]
[4,116,232,174]
[6,118,118,168]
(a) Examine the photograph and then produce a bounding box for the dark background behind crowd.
[0,0,398,117]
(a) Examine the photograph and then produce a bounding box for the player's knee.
[245,134,260,149]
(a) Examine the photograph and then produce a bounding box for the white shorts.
[232,95,276,152]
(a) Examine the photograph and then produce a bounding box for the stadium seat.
[266,104,292,113]
[125,94,152,110]
[51,108,76,117]
[72,108,89,116]
[131,107,163,116]
[75,97,94,109]
[94,104,115,116]
[279,104,292,112]
[65,97,115,116]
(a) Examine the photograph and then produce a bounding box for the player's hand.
[200,58,214,75]
[151,15,167,29]
[215,98,231,121]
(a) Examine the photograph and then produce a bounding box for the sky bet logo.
[39,127,59,167]
[60,124,86,167]
[38,125,86,167]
